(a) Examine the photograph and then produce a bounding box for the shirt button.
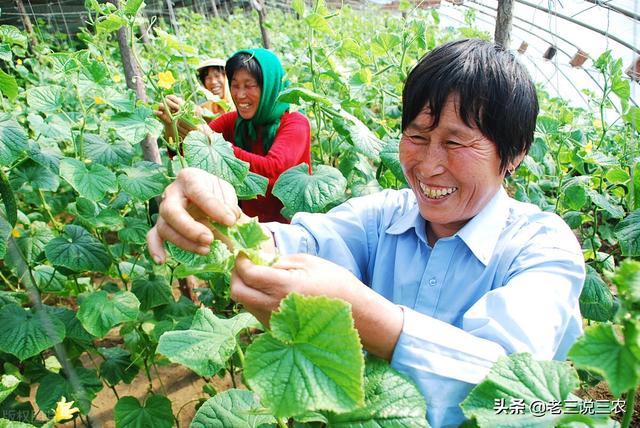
[429,278,437,286]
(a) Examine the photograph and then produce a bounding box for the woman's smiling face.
[399,95,508,241]
[203,67,225,97]
[230,69,262,120]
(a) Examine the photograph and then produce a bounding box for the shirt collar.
[385,199,429,245]
[385,187,510,265]
[456,187,510,265]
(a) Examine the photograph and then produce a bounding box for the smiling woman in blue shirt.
[147,39,585,428]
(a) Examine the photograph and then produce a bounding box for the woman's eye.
[446,141,462,147]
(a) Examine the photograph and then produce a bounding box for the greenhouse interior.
[0,0,638,427]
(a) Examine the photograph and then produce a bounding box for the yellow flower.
[93,96,105,105]
[113,74,122,83]
[11,228,20,238]
[121,272,129,280]
[96,55,104,62]
[16,59,22,65]
[584,141,593,154]
[54,396,79,423]
[157,71,176,90]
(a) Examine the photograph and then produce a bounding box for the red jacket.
[210,111,311,223]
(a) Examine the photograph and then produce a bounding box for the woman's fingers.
[155,216,212,255]
[147,225,167,263]
[180,170,240,226]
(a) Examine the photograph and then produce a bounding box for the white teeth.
[419,182,457,199]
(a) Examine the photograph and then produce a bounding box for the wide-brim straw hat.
[197,58,226,71]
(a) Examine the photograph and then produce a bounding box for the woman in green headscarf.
[207,48,311,223]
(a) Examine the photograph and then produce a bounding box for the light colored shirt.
[266,187,585,428]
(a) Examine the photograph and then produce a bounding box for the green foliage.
[273,164,346,218]
[462,353,587,427]
[0,1,636,426]
[157,309,257,377]
[114,395,174,428]
[244,293,365,417]
[190,389,276,428]
[0,304,65,361]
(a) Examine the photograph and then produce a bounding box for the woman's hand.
[231,253,404,360]
[147,168,243,263]
[154,95,185,125]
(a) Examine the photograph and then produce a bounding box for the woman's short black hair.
[225,52,263,88]
[197,66,225,86]
[402,38,539,173]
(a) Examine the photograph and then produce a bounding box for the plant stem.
[0,270,17,291]
[276,418,288,428]
[621,386,637,428]
[235,343,245,368]
[38,189,62,231]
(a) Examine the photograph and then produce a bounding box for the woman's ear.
[507,152,527,175]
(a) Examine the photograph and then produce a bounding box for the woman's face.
[203,67,225,97]
[399,95,509,241]
[230,69,261,120]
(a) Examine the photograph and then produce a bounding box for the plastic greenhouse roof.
[431,0,639,110]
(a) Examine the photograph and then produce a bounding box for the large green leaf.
[579,266,616,322]
[190,389,276,428]
[244,293,364,418]
[612,260,640,306]
[569,323,638,397]
[27,141,63,173]
[118,217,150,245]
[77,290,140,337]
[272,164,346,218]
[26,86,64,113]
[335,112,384,159]
[326,357,429,427]
[380,139,406,183]
[0,70,18,101]
[0,304,65,361]
[614,209,640,256]
[114,395,173,428]
[109,106,162,143]
[45,305,95,344]
[157,309,256,377]
[59,157,117,201]
[183,131,249,187]
[236,171,268,200]
[44,224,111,272]
[84,134,133,167]
[98,347,139,386]
[0,113,28,166]
[10,159,59,191]
[32,265,67,293]
[0,25,27,48]
[0,375,20,405]
[131,276,173,311]
[461,353,579,427]
[36,367,102,415]
[118,161,168,201]
[586,189,624,219]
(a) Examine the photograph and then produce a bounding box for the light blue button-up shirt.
[266,187,585,428]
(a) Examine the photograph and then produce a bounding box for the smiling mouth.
[419,182,458,199]
[238,103,252,110]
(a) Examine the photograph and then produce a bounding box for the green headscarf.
[231,48,290,153]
